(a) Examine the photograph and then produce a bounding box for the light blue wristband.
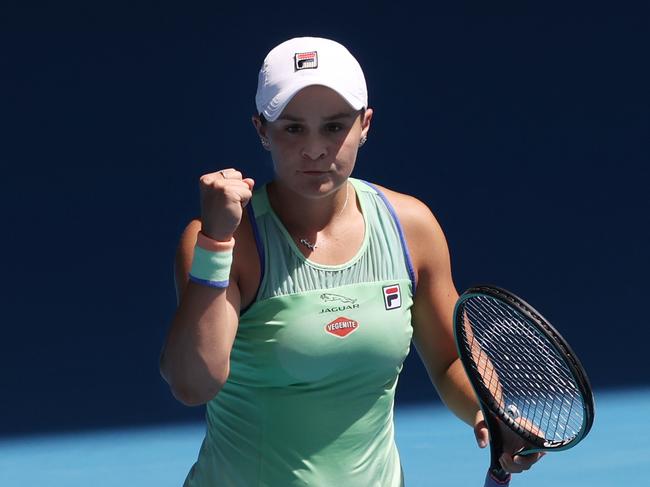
[189,244,233,288]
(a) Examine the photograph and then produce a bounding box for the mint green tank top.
[184,178,416,487]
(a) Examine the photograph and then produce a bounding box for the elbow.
[170,369,229,406]
[171,382,224,406]
[160,356,230,406]
[432,356,460,386]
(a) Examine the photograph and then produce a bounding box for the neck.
[267,180,351,236]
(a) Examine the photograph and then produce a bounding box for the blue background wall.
[2,4,648,436]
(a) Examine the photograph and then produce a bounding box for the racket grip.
[483,470,511,487]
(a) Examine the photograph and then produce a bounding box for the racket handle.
[483,470,511,487]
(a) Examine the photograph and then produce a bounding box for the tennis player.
[160,36,544,486]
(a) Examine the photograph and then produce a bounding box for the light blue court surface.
[2,388,648,486]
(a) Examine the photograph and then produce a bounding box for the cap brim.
[261,79,365,122]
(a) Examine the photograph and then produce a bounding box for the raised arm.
[159,169,254,406]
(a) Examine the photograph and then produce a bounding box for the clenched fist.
[199,168,255,241]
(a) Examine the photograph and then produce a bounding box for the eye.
[285,124,303,134]
[325,123,344,133]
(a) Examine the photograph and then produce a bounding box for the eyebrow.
[277,111,357,122]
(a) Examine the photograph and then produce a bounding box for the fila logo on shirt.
[383,284,401,310]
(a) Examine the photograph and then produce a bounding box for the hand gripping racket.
[453,286,594,486]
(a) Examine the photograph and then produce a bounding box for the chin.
[285,173,345,198]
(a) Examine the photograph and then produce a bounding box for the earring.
[359,135,367,147]
[261,137,270,150]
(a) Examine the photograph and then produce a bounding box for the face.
[253,85,372,199]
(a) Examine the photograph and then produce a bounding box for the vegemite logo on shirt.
[383,284,401,310]
[295,51,318,70]
[325,317,359,338]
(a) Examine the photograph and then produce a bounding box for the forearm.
[434,357,482,427]
[160,281,238,405]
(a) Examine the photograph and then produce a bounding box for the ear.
[252,114,267,138]
[360,108,373,139]
[252,114,272,152]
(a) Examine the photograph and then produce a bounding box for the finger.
[221,182,253,201]
[221,180,252,190]
[513,452,545,469]
[243,177,255,190]
[499,453,525,474]
[200,172,240,186]
[219,181,252,201]
[474,425,489,449]
[219,169,243,180]
[472,413,488,449]
[202,179,251,193]
[231,184,254,203]
[199,174,216,186]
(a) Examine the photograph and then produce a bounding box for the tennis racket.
[453,286,594,486]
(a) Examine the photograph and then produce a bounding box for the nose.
[301,136,327,160]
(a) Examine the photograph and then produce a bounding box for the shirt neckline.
[260,178,370,271]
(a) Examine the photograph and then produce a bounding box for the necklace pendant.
[295,183,349,253]
[299,238,317,250]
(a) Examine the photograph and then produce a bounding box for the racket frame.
[453,285,595,478]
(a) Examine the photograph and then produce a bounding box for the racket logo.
[325,317,359,338]
[382,284,401,310]
[295,51,318,70]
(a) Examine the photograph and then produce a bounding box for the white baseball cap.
[255,37,368,122]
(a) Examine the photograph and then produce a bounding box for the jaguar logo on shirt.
[319,293,360,314]
[325,317,359,338]
[321,293,357,304]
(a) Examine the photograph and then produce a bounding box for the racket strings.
[461,296,585,446]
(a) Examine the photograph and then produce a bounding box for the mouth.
[299,170,330,176]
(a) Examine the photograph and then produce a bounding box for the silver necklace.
[299,183,349,251]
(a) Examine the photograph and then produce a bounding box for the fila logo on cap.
[383,284,401,310]
[295,51,318,70]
